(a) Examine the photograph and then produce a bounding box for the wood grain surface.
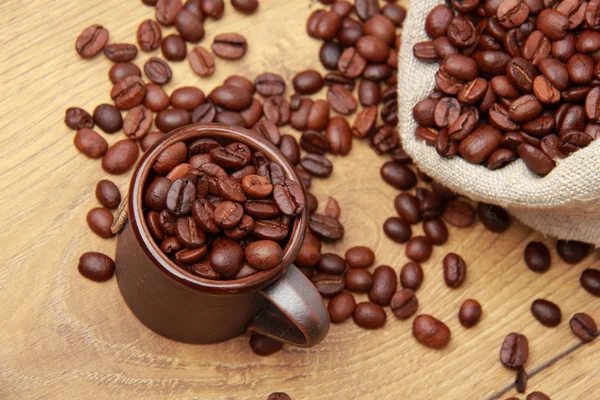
[0,1,598,399]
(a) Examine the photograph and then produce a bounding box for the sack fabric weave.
[398,0,600,246]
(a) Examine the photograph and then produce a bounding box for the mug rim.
[128,123,308,295]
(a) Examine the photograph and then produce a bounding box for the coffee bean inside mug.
[142,136,306,280]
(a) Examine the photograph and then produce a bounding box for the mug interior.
[128,123,308,294]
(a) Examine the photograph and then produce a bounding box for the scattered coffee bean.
[390,288,418,319]
[317,253,346,274]
[86,207,114,237]
[368,265,397,306]
[412,314,451,349]
[76,24,109,58]
[557,240,591,264]
[383,217,412,243]
[580,269,600,297]
[459,299,482,328]
[526,392,551,400]
[102,140,139,174]
[96,180,121,209]
[74,128,108,159]
[345,246,375,268]
[500,332,529,370]
[328,292,356,323]
[443,253,467,288]
[78,252,115,281]
[65,107,94,130]
[515,368,528,394]
[405,236,433,263]
[524,241,551,273]
[400,262,423,291]
[531,299,562,327]
[569,313,598,342]
[212,33,248,59]
[249,334,284,356]
[93,104,123,133]
[353,302,386,329]
[477,203,511,233]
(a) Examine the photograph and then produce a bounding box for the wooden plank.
[0,0,598,399]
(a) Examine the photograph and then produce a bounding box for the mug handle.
[247,265,330,347]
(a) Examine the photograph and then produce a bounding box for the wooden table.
[1,1,598,398]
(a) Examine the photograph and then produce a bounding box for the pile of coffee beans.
[143,137,305,279]
[65,1,599,397]
[413,0,600,175]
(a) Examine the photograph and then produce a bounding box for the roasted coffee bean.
[160,236,182,254]
[209,238,244,277]
[166,163,192,181]
[292,70,323,95]
[383,2,406,26]
[400,262,423,291]
[104,43,138,63]
[216,174,246,202]
[279,135,300,165]
[306,193,318,215]
[477,203,510,232]
[137,19,162,52]
[309,213,344,240]
[509,57,539,92]
[76,24,110,58]
[255,73,286,97]
[110,75,146,110]
[78,252,115,281]
[241,174,273,198]
[556,239,591,264]
[86,207,114,238]
[443,199,476,227]
[294,240,320,268]
[436,127,458,158]
[358,79,381,107]
[154,142,188,175]
[74,128,108,159]
[305,100,329,131]
[272,180,305,216]
[368,265,397,306]
[290,98,312,130]
[352,106,377,138]
[518,143,555,175]
[170,87,205,110]
[425,5,454,38]
[525,392,550,400]
[199,0,224,18]
[96,180,121,209]
[345,269,374,293]
[263,96,290,126]
[175,246,208,264]
[176,216,206,248]
[109,62,142,85]
[325,117,352,156]
[300,154,333,177]
[355,35,390,63]
[394,193,420,224]
[166,178,196,216]
[531,299,561,327]
[102,140,139,174]
[145,177,171,211]
[405,236,433,263]
[390,289,418,319]
[337,47,367,78]
[383,217,412,243]
[458,125,502,164]
[412,314,451,349]
[144,84,170,112]
[300,130,330,155]
[353,302,386,329]
[266,392,291,400]
[211,33,247,59]
[423,218,448,245]
[327,84,357,115]
[311,273,345,297]
[580,269,600,296]
[323,197,340,220]
[523,242,551,272]
[65,107,94,130]
[568,54,595,85]
[443,253,467,288]
[459,299,482,328]
[316,11,343,40]
[328,292,356,323]
[155,108,191,132]
[156,0,182,26]
[244,199,280,219]
[239,99,263,127]
[252,219,289,241]
[413,98,438,127]
[213,201,244,229]
[188,46,215,77]
[250,334,284,356]
[215,111,245,127]
[174,9,205,42]
[570,313,598,342]
[231,0,258,14]
[320,42,343,70]
[209,86,252,111]
[413,41,439,62]
[345,246,375,268]
[223,214,254,240]
[500,332,529,369]
[161,34,187,61]
[317,253,346,274]
[244,240,283,270]
[190,259,220,279]
[123,106,153,139]
[380,162,417,190]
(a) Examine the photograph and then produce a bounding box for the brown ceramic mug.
[115,123,329,347]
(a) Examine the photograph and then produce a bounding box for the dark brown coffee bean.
[531,299,561,327]
[323,197,340,220]
[252,219,288,241]
[497,0,530,28]
[222,214,254,240]
[102,140,139,174]
[78,252,115,281]
[241,174,273,199]
[231,0,258,13]
[580,269,600,296]
[142,84,169,112]
[104,43,138,63]
[400,262,423,291]
[443,199,475,228]
[423,218,448,245]
[250,334,284,357]
[161,34,187,61]
[74,128,108,159]
[413,314,451,349]
[154,142,188,175]
[383,217,412,243]
[353,302,386,329]
[352,106,377,138]
[517,143,555,175]
[262,96,290,126]
[95,180,121,209]
[122,106,152,140]
[110,75,146,110]
[211,142,252,169]
[570,313,598,342]
[309,213,344,240]
[355,35,390,63]
[311,273,345,298]
[76,24,109,58]
[145,177,171,211]
[345,269,374,293]
[413,41,440,62]
[137,19,162,52]
[459,299,482,328]
[394,193,420,224]
[443,253,467,288]
[380,162,417,190]
[509,94,543,123]
[294,240,320,268]
[559,131,592,155]
[210,33,247,60]
[109,63,141,85]
[355,0,380,21]
[209,85,252,111]
[458,125,502,164]
[173,9,205,42]
[491,75,520,100]
[166,178,196,216]
[317,253,346,274]
[526,393,550,400]
[272,180,305,216]
[255,73,286,97]
[300,130,330,155]
[208,238,243,277]
[390,289,418,319]
[175,246,208,264]
[212,201,243,229]
[319,42,343,70]
[216,110,246,127]
[156,0,182,26]
[368,265,397,306]
[324,117,352,156]
[244,199,280,219]
[405,236,433,263]
[500,332,529,369]
[328,292,356,323]
[345,246,375,269]
[155,108,191,133]
[65,107,94,130]
[383,2,406,26]
[244,240,283,270]
[189,259,220,279]
[315,11,343,40]
[188,46,215,77]
[477,203,510,233]
[304,100,329,131]
[300,154,333,177]
[425,5,454,38]
[327,84,357,115]
[292,70,323,95]
[86,207,114,238]
[568,53,595,84]
[176,216,206,248]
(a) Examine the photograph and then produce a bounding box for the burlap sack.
[398,0,600,246]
